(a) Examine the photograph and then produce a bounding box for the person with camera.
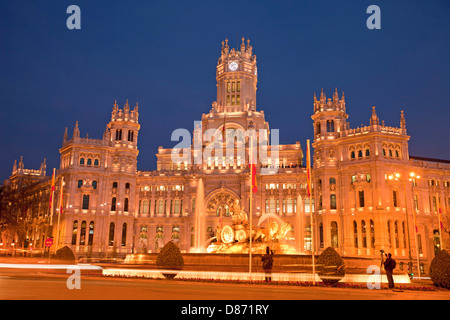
[261,246,274,282]
[381,251,397,289]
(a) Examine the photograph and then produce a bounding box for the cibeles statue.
[230,200,248,225]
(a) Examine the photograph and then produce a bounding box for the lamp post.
[409,172,421,279]
[388,172,414,279]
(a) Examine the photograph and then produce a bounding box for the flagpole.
[410,181,421,279]
[49,168,56,226]
[55,176,64,254]
[307,139,316,285]
[249,134,253,280]
[437,197,444,250]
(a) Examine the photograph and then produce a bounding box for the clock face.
[228,61,238,71]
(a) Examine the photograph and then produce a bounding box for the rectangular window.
[358,191,365,207]
[82,195,90,210]
[393,191,398,207]
[330,194,337,210]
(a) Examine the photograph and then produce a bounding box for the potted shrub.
[317,247,345,286]
[156,241,184,279]
[53,246,76,263]
[429,249,449,289]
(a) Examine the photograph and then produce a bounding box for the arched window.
[365,149,370,157]
[79,221,86,245]
[124,198,129,212]
[78,180,83,188]
[88,221,94,245]
[351,151,355,159]
[361,220,367,248]
[329,177,336,185]
[115,129,122,141]
[79,158,85,166]
[331,221,339,248]
[394,221,399,248]
[327,120,334,132]
[370,220,375,248]
[319,223,324,248]
[112,182,118,189]
[127,130,134,142]
[353,220,358,248]
[94,159,99,167]
[330,194,337,210]
[108,222,115,246]
[71,220,78,245]
[402,221,407,248]
[358,150,363,158]
[387,220,392,247]
[87,158,92,166]
[121,223,127,247]
[111,197,117,211]
[92,180,97,189]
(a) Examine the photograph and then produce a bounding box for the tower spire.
[73,121,80,138]
[400,110,406,129]
[370,106,379,126]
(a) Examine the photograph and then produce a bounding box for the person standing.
[383,253,397,289]
[261,246,274,282]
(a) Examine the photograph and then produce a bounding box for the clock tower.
[216,38,258,113]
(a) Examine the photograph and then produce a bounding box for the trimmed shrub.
[317,247,345,286]
[53,246,76,262]
[430,249,450,289]
[156,241,184,279]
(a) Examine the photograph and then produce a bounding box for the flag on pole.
[249,134,257,193]
[49,168,56,225]
[58,177,64,215]
[438,208,444,230]
[413,210,418,233]
[306,140,312,197]
[49,168,56,209]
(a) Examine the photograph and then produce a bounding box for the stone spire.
[400,110,406,129]
[63,127,68,142]
[73,121,80,138]
[370,106,380,126]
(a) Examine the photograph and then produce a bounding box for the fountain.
[191,178,206,253]
[206,200,297,254]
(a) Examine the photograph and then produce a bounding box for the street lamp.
[408,172,421,279]
[388,172,414,279]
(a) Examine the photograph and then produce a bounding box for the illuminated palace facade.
[1,39,449,274]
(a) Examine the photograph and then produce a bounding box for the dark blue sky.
[1,0,449,181]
